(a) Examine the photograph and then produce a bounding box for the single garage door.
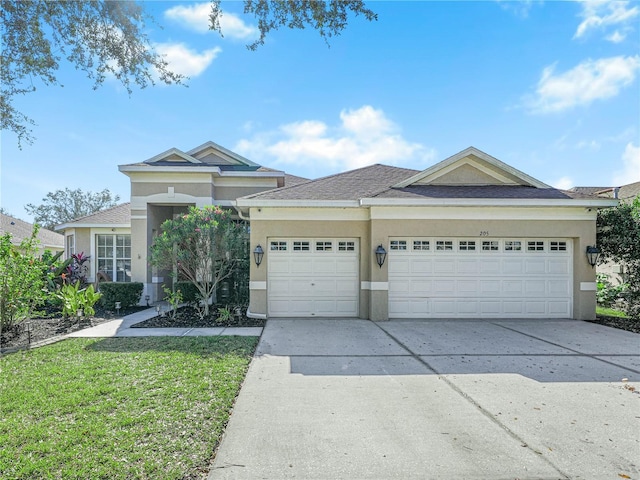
[389,237,572,318]
[268,238,359,317]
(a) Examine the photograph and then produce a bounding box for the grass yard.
[596,306,629,318]
[0,336,258,480]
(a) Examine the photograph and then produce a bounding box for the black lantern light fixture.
[586,245,601,268]
[375,244,387,268]
[253,245,264,267]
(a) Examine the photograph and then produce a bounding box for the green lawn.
[596,306,629,318]
[0,336,258,479]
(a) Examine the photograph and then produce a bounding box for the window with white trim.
[316,241,333,251]
[550,241,567,251]
[482,240,499,251]
[505,240,522,251]
[66,235,75,259]
[293,241,310,251]
[270,241,287,251]
[97,234,131,282]
[459,240,476,251]
[436,240,453,251]
[338,241,355,251]
[527,241,544,251]
[390,240,407,251]
[413,240,430,251]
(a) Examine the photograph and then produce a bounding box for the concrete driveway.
[209,319,640,480]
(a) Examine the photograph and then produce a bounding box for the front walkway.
[68,305,262,338]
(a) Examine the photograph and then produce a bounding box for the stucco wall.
[249,206,598,321]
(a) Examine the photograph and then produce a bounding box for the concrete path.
[209,318,640,480]
[67,306,262,338]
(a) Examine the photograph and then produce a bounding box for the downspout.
[613,187,620,199]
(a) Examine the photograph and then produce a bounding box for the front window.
[97,234,131,282]
[66,234,75,259]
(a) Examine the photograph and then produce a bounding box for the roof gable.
[144,148,201,164]
[394,147,551,189]
[187,141,259,168]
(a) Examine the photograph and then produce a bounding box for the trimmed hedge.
[99,282,143,309]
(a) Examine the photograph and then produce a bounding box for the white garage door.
[268,238,359,317]
[389,238,572,318]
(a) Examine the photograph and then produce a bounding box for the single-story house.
[57,142,618,320]
[1,213,64,254]
[236,146,617,321]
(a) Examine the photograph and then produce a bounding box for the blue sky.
[2,0,639,222]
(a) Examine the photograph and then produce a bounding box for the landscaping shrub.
[596,273,628,308]
[99,282,143,309]
[0,229,47,331]
[176,281,200,303]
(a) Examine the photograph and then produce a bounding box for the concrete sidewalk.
[68,306,262,338]
[209,318,640,480]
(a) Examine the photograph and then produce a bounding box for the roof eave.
[360,198,619,207]
[55,223,131,231]
[118,165,283,177]
[235,199,361,208]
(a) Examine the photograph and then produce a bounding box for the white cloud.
[612,142,640,185]
[164,3,258,39]
[551,176,575,190]
[526,55,640,114]
[606,30,626,43]
[155,43,221,77]
[497,0,536,18]
[235,106,436,174]
[574,0,639,40]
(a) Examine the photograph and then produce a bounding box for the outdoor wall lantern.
[253,245,264,267]
[375,244,387,268]
[586,246,601,268]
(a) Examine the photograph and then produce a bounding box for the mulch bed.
[586,315,640,334]
[0,306,149,352]
[130,306,265,329]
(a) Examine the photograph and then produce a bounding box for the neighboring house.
[0,213,64,254]
[237,147,616,321]
[56,202,131,282]
[572,181,640,284]
[57,143,616,321]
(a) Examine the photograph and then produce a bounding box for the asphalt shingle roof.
[62,203,131,226]
[241,164,598,202]
[0,213,64,249]
[373,184,595,200]
[243,164,420,201]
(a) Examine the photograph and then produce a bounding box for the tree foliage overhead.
[597,196,640,319]
[1,0,376,147]
[209,0,377,50]
[0,0,184,146]
[25,188,121,230]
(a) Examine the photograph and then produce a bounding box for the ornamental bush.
[149,206,248,316]
[597,195,640,319]
[99,282,143,309]
[0,228,47,332]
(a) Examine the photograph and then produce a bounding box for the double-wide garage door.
[268,238,359,317]
[389,237,572,318]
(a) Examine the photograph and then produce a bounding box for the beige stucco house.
[58,142,617,320]
[236,147,617,321]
